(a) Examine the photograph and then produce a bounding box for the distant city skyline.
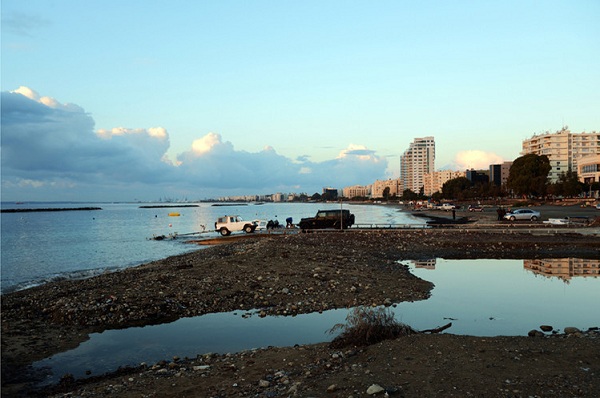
[2,1,599,201]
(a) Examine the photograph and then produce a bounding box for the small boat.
[168,212,180,217]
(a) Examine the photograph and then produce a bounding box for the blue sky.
[2,0,599,201]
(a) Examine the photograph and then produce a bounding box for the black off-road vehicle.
[298,209,355,230]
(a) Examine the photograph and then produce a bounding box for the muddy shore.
[2,207,600,397]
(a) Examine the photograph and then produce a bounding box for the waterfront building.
[423,170,465,196]
[578,154,600,197]
[322,187,339,200]
[521,128,600,182]
[401,136,435,193]
[371,178,401,199]
[342,184,372,199]
[490,161,513,187]
[466,169,489,184]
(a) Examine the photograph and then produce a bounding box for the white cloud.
[12,86,83,112]
[454,150,505,170]
[190,132,228,156]
[336,144,378,160]
[17,179,46,188]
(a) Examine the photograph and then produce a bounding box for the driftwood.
[420,322,453,334]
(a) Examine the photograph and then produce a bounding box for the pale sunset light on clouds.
[2,1,599,201]
[453,151,506,171]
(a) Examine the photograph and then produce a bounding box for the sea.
[0,201,422,293]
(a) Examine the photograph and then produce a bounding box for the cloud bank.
[453,150,505,170]
[1,87,388,201]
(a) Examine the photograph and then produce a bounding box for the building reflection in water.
[524,259,600,282]
[411,259,437,269]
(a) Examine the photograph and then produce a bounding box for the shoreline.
[2,226,600,396]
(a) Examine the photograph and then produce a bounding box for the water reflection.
[34,258,599,385]
[524,259,600,282]
[410,259,437,269]
[410,258,600,283]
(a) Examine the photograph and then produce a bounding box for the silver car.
[503,208,541,221]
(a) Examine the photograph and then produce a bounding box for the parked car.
[468,205,484,212]
[503,208,541,221]
[440,203,458,211]
[298,209,355,230]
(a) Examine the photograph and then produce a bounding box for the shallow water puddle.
[33,258,599,384]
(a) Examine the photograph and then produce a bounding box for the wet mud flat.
[2,229,600,397]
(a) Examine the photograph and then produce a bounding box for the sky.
[2,0,599,202]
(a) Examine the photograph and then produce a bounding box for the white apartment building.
[401,137,435,193]
[371,178,401,199]
[271,193,285,202]
[521,128,600,182]
[342,184,372,199]
[423,170,466,196]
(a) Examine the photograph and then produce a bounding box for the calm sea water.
[0,202,421,293]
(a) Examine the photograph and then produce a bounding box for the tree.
[430,191,442,202]
[382,187,390,201]
[551,171,584,197]
[506,154,551,198]
[401,189,419,201]
[442,177,472,200]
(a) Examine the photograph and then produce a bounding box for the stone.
[528,330,544,337]
[564,327,581,335]
[540,325,553,332]
[259,379,270,388]
[327,384,338,392]
[367,384,385,395]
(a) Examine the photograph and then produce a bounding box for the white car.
[503,209,541,221]
[214,215,257,236]
[440,203,457,211]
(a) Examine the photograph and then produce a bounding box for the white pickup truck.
[214,215,257,236]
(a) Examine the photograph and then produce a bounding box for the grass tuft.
[328,306,416,348]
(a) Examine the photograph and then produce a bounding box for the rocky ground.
[2,205,600,397]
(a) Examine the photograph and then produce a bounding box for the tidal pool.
[34,258,599,384]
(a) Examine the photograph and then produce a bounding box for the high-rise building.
[521,128,599,182]
[401,137,435,193]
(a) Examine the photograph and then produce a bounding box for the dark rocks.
[528,330,545,338]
